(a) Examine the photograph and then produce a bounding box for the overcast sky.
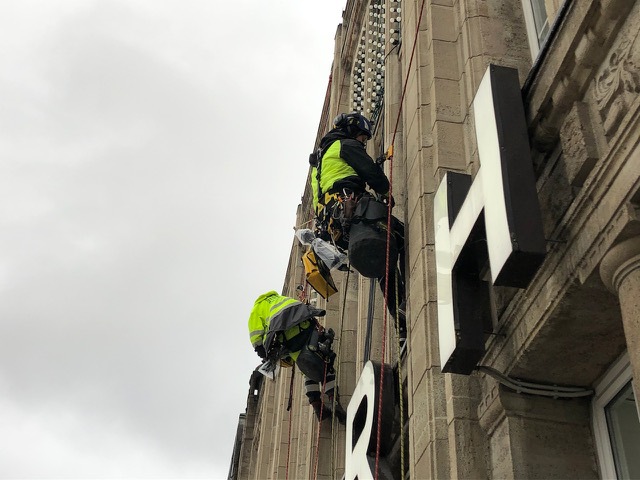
[0,1,345,477]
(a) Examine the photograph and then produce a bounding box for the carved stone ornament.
[594,24,640,136]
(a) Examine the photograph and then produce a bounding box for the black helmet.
[333,112,373,139]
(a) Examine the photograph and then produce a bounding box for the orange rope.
[374,0,427,478]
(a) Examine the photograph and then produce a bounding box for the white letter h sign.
[434,65,546,375]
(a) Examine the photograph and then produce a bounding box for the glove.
[254,345,266,360]
[376,146,393,165]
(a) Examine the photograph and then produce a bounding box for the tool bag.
[302,247,338,299]
[348,195,398,278]
[295,327,336,383]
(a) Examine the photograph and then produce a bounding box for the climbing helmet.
[333,112,373,139]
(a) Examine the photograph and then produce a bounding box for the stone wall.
[235,1,640,478]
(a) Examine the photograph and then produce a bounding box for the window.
[606,383,640,478]
[593,353,640,479]
[522,0,551,58]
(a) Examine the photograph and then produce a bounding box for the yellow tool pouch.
[302,247,337,299]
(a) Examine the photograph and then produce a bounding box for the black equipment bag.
[295,327,336,383]
[348,195,398,278]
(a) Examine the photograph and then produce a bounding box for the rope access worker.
[310,112,407,341]
[248,291,347,424]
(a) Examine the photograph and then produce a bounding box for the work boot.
[310,400,331,422]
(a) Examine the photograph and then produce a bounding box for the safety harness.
[313,144,361,250]
[266,316,336,382]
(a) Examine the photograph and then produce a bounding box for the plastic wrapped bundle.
[295,228,347,270]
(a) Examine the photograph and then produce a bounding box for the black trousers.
[377,215,406,335]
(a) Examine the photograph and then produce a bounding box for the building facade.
[230,0,640,478]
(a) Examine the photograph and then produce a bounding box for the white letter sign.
[434,65,546,374]
[345,361,395,480]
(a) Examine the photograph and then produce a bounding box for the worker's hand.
[376,146,394,165]
[254,345,267,360]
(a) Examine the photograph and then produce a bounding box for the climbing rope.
[285,366,296,480]
[363,278,377,362]
[285,249,311,480]
[313,362,329,480]
[393,273,405,479]
[375,0,427,478]
[330,265,351,475]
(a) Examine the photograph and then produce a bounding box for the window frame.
[592,352,639,479]
[521,0,550,59]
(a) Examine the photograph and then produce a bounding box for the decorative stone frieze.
[525,0,636,152]
[594,27,640,137]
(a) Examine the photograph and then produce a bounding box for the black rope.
[286,365,296,411]
[363,278,376,362]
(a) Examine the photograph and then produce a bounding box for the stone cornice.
[481,96,640,375]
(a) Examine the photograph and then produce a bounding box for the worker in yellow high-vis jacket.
[248,290,346,423]
[309,111,406,345]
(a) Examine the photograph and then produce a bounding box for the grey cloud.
[0,0,345,477]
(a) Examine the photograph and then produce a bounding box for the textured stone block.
[434,77,463,123]
[424,246,437,303]
[425,301,442,367]
[405,104,421,164]
[489,416,513,479]
[411,374,431,461]
[460,0,490,19]
[421,192,436,245]
[559,102,599,186]
[411,441,432,480]
[433,120,467,170]
[537,153,575,238]
[407,156,424,206]
[406,193,423,252]
[433,39,461,81]
[448,416,488,479]
[463,55,490,108]
[426,367,448,422]
[419,108,435,159]
[410,309,429,392]
[420,64,434,107]
[418,29,431,68]
[431,4,458,42]
[409,246,429,312]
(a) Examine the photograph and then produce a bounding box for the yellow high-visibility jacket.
[311,140,358,207]
[311,130,389,210]
[248,291,323,357]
